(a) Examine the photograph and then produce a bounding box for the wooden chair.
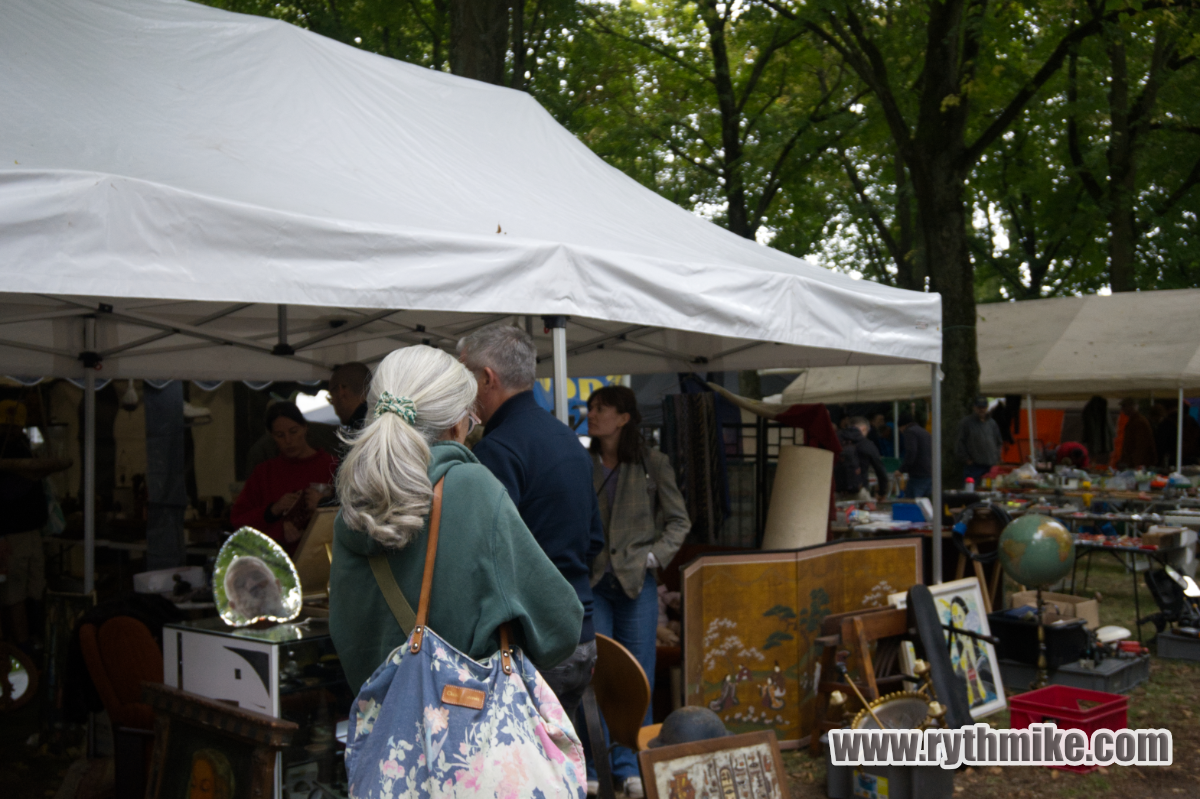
[79,617,163,798]
[582,633,651,799]
[809,606,909,753]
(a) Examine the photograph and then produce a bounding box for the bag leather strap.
[409,477,445,654]
[368,553,417,636]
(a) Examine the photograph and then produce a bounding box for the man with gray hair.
[458,324,605,726]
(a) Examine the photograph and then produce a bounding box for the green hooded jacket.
[329,441,583,690]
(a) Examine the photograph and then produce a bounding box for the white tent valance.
[782,290,1200,404]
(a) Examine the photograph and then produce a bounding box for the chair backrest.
[591,634,650,751]
[80,616,163,728]
[295,507,338,596]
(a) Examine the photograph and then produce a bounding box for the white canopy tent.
[780,290,1200,467]
[0,0,945,590]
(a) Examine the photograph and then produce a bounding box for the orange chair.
[79,616,163,797]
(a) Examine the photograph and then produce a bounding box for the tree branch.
[964,0,1192,167]
[583,9,714,83]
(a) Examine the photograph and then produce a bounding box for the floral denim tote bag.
[344,478,587,799]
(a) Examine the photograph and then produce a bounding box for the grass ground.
[782,557,1200,798]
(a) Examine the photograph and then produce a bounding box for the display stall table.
[163,616,351,798]
[1067,540,1189,642]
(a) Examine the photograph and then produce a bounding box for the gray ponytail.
[336,346,477,548]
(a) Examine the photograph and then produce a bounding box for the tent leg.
[893,400,900,461]
[931,364,942,586]
[544,316,569,425]
[1178,388,1185,472]
[83,320,97,595]
[1026,393,1037,466]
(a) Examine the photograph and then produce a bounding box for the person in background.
[868,412,894,458]
[898,412,932,498]
[231,402,337,554]
[955,397,1003,486]
[457,326,605,743]
[1054,441,1090,469]
[0,400,47,652]
[586,386,690,795]
[835,416,889,499]
[328,362,372,431]
[330,345,581,691]
[1152,400,1200,468]
[1114,398,1157,469]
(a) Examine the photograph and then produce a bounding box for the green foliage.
[762,630,794,649]
[201,0,1200,295]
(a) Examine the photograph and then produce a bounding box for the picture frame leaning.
[888,576,1007,719]
[636,729,789,799]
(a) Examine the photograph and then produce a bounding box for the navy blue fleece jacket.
[472,391,604,643]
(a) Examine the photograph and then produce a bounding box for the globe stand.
[1032,587,1048,690]
[996,514,1076,692]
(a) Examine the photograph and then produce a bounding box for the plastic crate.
[1157,630,1200,661]
[999,656,1150,694]
[1009,685,1129,773]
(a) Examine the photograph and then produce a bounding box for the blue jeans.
[905,477,932,498]
[581,571,658,782]
[963,464,990,487]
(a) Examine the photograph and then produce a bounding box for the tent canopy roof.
[0,0,940,381]
[781,290,1200,404]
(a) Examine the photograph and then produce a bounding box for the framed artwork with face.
[143,683,296,799]
[888,576,1006,719]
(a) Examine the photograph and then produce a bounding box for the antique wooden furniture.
[79,616,162,797]
[144,682,297,799]
[808,606,909,753]
[583,633,651,799]
[954,506,1006,612]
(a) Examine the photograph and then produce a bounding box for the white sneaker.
[622,777,645,799]
[586,780,599,797]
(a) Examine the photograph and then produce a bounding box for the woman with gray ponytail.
[329,345,583,691]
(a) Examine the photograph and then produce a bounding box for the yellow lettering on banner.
[536,378,552,394]
[578,378,605,401]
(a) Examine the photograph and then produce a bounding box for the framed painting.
[888,576,1006,719]
[637,730,788,799]
[143,682,297,799]
[682,536,923,747]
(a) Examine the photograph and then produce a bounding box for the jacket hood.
[839,426,865,444]
[336,440,478,557]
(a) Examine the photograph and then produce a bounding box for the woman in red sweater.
[231,401,338,555]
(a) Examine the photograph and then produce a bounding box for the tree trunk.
[700,0,751,238]
[909,158,978,486]
[449,0,508,84]
[907,0,979,486]
[1106,36,1138,292]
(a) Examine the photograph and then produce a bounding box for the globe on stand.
[998,514,1075,689]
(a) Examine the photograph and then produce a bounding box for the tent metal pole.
[1179,387,1185,472]
[893,400,900,460]
[931,364,942,586]
[1026,393,1037,466]
[83,318,97,595]
[544,316,569,424]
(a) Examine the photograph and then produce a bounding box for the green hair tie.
[375,391,417,425]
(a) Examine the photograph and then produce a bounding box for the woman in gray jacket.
[585,385,690,795]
